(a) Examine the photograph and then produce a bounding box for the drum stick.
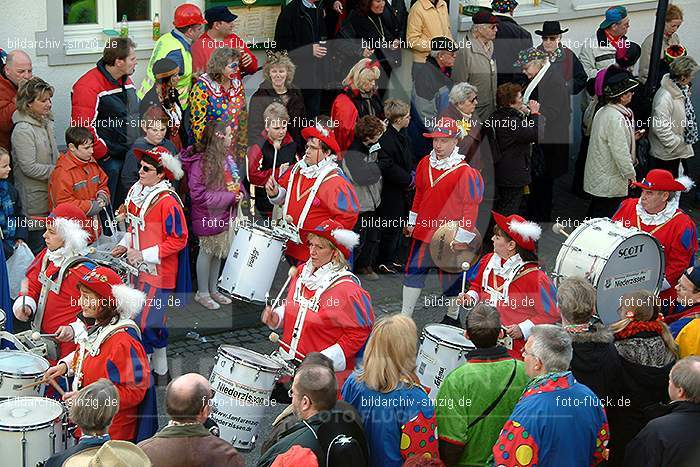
[269,332,306,360]
[271,266,297,309]
[460,262,471,295]
[31,331,59,340]
[272,146,279,180]
[18,377,64,396]
[552,223,570,238]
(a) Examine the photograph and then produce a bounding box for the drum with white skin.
[417,324,475,399]
[554,218,664,324]
[0,397,67,467]
[218,224,286,303]
[0,351,49,398]
[209,345,283,450]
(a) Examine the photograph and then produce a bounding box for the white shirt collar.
[429,147,464,170]
[298,155,338,179]
[299,261,346,291]
[636,195,680,226]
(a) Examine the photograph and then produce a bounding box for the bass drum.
[554,218,664,324]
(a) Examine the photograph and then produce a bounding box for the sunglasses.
[139,164,154,173]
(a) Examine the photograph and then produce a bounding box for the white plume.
[676,175,695,192]
[112,284,147,319]
[54,217,90,254]
[331,228,360,249]
[160,152,184,180]
[508,219,542,242]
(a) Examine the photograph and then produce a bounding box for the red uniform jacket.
[14,250,88,359]
[279,264,374,388]
[275,163,359,261]
[191,32,258,76]
[71,326,150,441]
[122,188,188,289]
[410,156,483,243]
[613,198,698,303]
[469,253,560,358]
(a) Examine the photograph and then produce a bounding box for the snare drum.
[209,345,283,450]
[0,397,67,466]
[417,324,474,399]
[218,224,286,303]
[554,218,664,324]
[0,351,49,398]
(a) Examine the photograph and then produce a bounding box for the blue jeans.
[99,157,124,207]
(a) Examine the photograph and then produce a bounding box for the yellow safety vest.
[138,32,193,110]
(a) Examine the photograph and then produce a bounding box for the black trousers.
[652,157,688,178]
[527,176,555,222]
[353,211,380,270]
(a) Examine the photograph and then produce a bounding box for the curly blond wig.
[342,58,381,91]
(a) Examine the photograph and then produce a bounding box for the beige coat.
[453,30,497,122]
[584,104,636,198]
[649,74,695,161]
[10,110,58,225]
[406,0,452,63]
[639,32,680,84]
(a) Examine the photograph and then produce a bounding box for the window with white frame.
[62,0,161,54]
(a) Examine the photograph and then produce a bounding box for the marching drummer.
[44,264,156,442]
[401,117,484,327]
[460,212,560,358]
[261,219,374,389]
[264,123,359,263]
[111,146,189,385]
[12,203,94,360]
[612,169,697,308]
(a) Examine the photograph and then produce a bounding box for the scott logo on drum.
[618,244,644,258]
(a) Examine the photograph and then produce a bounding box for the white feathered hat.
[493,211,542,252]
[134,145,184,181]
[78,264,146,319]
[305,219,360,259]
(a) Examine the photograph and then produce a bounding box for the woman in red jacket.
[44,264,153,442]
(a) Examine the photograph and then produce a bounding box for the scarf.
[46,246,73,268]
[675,80,699,145]
[0,180,15,238]
[129,180,171,208]
[636,193,679,226]
[614,319,664,340]
[298,154,338,179]
[522,60,551,103]
[610,103,636,155]
[429,147,464,170]
[541,45,564,64]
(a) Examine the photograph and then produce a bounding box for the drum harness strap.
[124,186,184,276]
[428,162,467,188]
[465,359,518,430]
[35,254,91,333]
[281,162,339,244]
[482,256,539,305]
[636,211,681,234]
[287,269,358,360]
[71,320,141,391]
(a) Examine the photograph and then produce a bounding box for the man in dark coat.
[624,357,700,467]
[409,36,457,160]
[534,21,587,95]
[491,0,532,86]
[257,364,369,467]
[274,0,329,117]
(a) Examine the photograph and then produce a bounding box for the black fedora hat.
[535,21,569,36]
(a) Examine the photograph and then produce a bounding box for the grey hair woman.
[448,82,479,118]
[69,378,120,435]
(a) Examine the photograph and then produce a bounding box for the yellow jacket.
[406,0,453,63]
[676,317,700,358]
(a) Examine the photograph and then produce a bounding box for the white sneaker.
[194,292,220,310]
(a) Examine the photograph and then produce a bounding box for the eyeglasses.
[227,62,239,69]
[305,143,322,152]
[139,164,154,173]
[469,96,478,103]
